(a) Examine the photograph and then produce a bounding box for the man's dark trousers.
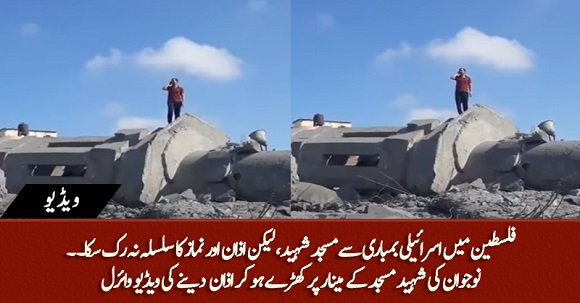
[455,91,469,114]
[167,102,183,124]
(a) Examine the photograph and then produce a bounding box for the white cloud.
[20,23,40,35]
[85,49,123,72]
[391,94,455,122]
[425,27,534,72]
[317,14,335,27]
[135,37,243,81]
[406,108,456,121]
[116,117,165,130]
[392,93,418,109]
[247,0,267,12]
[376,42,412,62]
[101,102,125,117]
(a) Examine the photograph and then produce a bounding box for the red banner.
[0,220,578,302]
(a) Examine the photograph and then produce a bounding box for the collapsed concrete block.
[171,150,215,194]
[227,151,292,202]
[448,178,486,192]
[0,137,51,168]
[379,130,424,188]
[85,141,129,184]
[199,149,233,182]
[405,104,518,195]
[291,126,341,158]
[3,147,92,192]
[297,136,385,189]
[171,147,292,203]
[518,141,580,191]
[114,114,229,205]
[0,114,291,207]
[462,139,522,184]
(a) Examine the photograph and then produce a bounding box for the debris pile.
[291,180,580,219]
[0,114,291,218]
[291,104,580,219]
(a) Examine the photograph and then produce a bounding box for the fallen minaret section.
[292,104,579,197]
[291,104,580,219]
[0,114,292,209]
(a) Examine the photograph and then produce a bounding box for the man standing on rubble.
[162,78,185,124]
[450,68,471,115]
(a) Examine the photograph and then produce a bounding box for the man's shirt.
[167,85,184,103]
[454,76,471,93]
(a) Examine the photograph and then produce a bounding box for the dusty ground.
[2,180,579,219]
[291,188,580,219]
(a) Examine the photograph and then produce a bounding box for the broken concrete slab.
[114,114,229,205]
[47,137,109,148]
[493,172,525,192]
[3,147,92,192]
[293,182,341,204]
[297,136,386,189]
[405,104,518,195]
[179,189,197,201]
[379,130,424,188]
[111,129,149,146]
[448,178,486,193]
[85,141,129,184]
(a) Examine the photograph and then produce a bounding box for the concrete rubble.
[2,104,580,220]
[291,104,580,219]
[0,114,291,218]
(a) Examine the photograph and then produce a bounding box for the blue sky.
[292,0,579,139]
[0,0,290,149]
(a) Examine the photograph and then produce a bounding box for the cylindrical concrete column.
[227,150,292,202]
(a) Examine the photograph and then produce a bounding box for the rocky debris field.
[98,189,290,219]
[292,189,580,219]
[0,173,290,218]
[291,180,580,219]
[2,171,579,219]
